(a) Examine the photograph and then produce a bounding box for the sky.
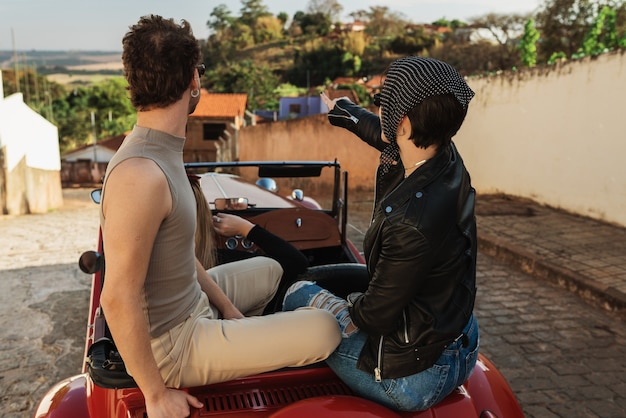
[0,0,543,51]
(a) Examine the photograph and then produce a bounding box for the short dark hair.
[122,15,201,110]
[405,93,468,150]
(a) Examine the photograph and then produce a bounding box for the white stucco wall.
[456,51,626,226]
[1,78,63,214]
[0,93,60,171]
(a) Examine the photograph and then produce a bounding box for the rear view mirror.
[91,189,102,204]
[79,250,104,274]
[214,197,249,211]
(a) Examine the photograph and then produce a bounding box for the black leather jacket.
[329,100,477,380]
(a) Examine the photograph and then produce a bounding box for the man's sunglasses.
[373,93,381,107]
[196,64,205,77]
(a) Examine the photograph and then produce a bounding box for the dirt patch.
[476,194,537,217]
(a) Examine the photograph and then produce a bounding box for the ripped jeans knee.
[283,281,359,338]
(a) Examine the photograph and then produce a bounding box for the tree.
[340,31,367,56]
[239,0,271,27]
[1,68,65,116]
[348,9,368,22]
[432,18,466,29]
[580,5,617,56]
[87,78,135,138]
[430,40,506,75]
[286,40,349,85]
[306,0,343,22]
[535,0,597,62]
[206,4,240,68]
[277,12,289,26]
[390,27,436,54]
[54,78,135,152]
[253,15,284,43]
[469,13,529,70]
[207,4,235,33]
[362,6,407,39]
[207,60,281,110]
[291,11,333,36]
[519,19,541,66]
[87,78,134,119]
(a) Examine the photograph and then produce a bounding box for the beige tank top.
[101,125,200,338]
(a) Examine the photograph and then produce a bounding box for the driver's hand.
[212,213,254,237]
[145,388,202,418]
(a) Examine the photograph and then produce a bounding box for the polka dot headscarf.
[378,56,474,175]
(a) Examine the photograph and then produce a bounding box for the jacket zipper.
[402,310,409,343]
[330,103,359,124]
[374,313,409,382]
[374,336,383,382]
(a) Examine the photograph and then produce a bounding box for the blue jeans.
[283,282,480,412]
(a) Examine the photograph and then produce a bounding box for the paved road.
[0,189,99,417]
[1,191,626,417]
[475,254,626,418]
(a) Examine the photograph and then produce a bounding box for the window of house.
[288,104,301,115]
[203,123,227,140]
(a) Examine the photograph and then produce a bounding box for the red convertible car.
[34,161,523,418]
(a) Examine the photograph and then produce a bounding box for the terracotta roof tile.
[99,133,126,151]
[191,90,247,118]
[365,75,384,89]
[326,89,360,105]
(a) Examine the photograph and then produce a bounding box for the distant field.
[67,60,123,71]
[47,72,124,86]
[0,50,121,67]
[46,59,124,85]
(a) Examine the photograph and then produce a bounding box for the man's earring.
[191,89,200,98]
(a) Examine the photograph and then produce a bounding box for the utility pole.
[91,111,98,166]
[22,54,30,103]
[11,28,20,93]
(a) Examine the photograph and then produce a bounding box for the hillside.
[0,50,123,87]
[231,39,298,72]
[227,37,397,83]
[0,50,121,69]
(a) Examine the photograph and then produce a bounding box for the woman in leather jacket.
[283,57,479,412]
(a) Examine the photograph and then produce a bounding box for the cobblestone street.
[475,253,626,417]
[1,191,625,417]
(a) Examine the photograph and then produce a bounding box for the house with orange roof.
[59,90,249,185]
[187,90,248,162]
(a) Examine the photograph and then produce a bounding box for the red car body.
[34,161,523,418]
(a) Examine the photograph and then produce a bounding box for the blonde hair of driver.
[190,178,217,270]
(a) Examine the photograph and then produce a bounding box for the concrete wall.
[4,156,63,214]
[239,114,380,193]
[239,50,626,227]
[457,50,626,227]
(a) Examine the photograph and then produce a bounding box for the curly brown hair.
[122,15,201,110]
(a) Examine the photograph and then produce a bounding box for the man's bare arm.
[100,158,201,417]
[195,259,244,319]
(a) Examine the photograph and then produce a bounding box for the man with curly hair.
[99,15,340,418]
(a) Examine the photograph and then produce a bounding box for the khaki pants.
[151,257,341,388]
